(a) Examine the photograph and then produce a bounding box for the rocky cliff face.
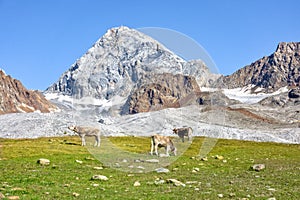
[215,42,300,93]
[124,73,201,114]
[45,26,216,101]
[0,70,57,114]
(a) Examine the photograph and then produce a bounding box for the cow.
[68,125,101,147]
[172,127,193,142]
[150,134,177,156]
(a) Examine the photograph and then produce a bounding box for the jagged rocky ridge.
[0,70,57,114]
[45,26,217,102]
[215,42,300,93]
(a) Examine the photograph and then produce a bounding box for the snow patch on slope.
[223,85,289,104]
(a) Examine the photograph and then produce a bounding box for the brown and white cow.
[172,127,193,142]
[68,125,101,147]
[150,134,177,156]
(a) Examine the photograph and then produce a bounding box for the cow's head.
[68,125,77,132]
[172,128,178,134]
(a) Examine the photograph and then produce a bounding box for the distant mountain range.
[44,26,299,114]
[1,26,299,115]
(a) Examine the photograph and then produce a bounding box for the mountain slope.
[216,42,300,93]
[45,26,216,101]
[123,73,201,114]
[0,70,57,114]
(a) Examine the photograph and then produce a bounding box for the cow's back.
[77,126,100,135]
[178,127,192,136]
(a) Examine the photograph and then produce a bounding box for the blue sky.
[0,0,299,90]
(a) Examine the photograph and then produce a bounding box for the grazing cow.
[172,127,193,142]
[150,134,177,156]
[68,126,101,147]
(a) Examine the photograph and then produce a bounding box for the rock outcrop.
[124,73,201,114]
[215,42,300,93]
[259,87,300,107]
[288,87,300,98]
[0,70,57,114]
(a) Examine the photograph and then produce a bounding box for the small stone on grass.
[91,175,108,181]
[133,181,141,187]
[201,157,208,161]
[75,160,83,164]
[72,192,80,197]
[145,159,159,163]
[215,155,224,160]
[93,166,103,170]
[37,158,50,165]
[167,179,186,187]
[155,168,170,173]
[217,193,224,198]
[251,164,265,171]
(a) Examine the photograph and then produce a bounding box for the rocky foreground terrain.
[0,27,299,144]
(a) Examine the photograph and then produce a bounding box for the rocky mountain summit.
[45,26,216,102]
[0,70,57,114]
[215,42,300,93]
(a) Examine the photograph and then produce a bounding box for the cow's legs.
[155,144,159,156]
[150,140,154,155]
[81,136,86,146]
[94,135,100,147]
[165,145,170,156]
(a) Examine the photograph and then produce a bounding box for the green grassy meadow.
[0,136,299,199]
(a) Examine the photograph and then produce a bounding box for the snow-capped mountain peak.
[45,26,213,101]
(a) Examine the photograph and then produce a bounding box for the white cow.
[172,127,193,142]
[68,126,101,147]
[150,134,177,156]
